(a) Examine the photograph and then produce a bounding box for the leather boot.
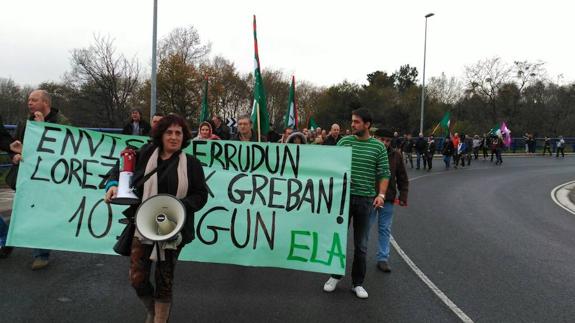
[139,295,155,323]
[154,302,171,323]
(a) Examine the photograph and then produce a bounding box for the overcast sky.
[1,0,573,88]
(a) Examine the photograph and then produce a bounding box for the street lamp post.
[150,0,158,117]
[419,12,434,135]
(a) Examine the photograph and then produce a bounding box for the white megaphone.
[112,148,140,205]
[135,194,186,241]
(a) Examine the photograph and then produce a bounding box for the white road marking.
[388,172,475,322]
[550,181,575,216]
[391,237,474,323]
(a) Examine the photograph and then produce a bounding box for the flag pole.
[431,122,440,135]
[257,103,261,142]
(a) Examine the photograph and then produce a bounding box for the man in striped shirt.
[323,108,390,299]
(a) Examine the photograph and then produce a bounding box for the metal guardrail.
[433,137,575,154]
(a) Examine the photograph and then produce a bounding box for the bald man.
[322,123,343,145]
[10,89,71,270]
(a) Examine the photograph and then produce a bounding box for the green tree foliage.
[313,81,361,130]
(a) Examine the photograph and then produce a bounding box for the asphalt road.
[1,156,574,322]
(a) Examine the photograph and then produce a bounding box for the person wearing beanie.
[370,128,409,272]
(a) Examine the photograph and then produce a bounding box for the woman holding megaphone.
[105,114,208,323]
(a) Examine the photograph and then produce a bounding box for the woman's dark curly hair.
[150,114,192,149]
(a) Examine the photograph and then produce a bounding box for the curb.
[550,181,575,216]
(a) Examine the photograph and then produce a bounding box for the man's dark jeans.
[331,195,372,286]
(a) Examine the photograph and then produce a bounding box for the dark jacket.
[232,131,260,142]
[491,137,502,150]
[402,139,414,153]
[122,119,152,136]
[426,140,436,156]
[442,140,454,156]
[391,136,402,149]
[384,148,409,204]
[415,137,428,153]
[213,123,231,140]
[0,116,13,152]
[464,138,473,153]
[322,134,342,146]
[11,108,70,158]
[109,143,208,245]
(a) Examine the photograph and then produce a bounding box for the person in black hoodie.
[369,128,408,273]
[442,137,454,169]
[9,89,71,270]
[415,132,428,170]
[105,114,208,323]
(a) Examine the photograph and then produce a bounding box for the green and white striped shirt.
[337,135,390,197]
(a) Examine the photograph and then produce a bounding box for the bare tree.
[513,60,546,93]
[158,26,211,65]
[464,57,512,123]
[155,26,211,121]
[427,72,463,105]
[296,81,323,128]
[68,34,140,126]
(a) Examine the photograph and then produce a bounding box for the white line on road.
[550,181,575,216]
[389,172,474,322]
[391,237,474,323]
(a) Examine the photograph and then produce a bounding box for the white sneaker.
[323,277,340,292]
[352,286,369,299]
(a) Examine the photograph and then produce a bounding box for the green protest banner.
[8,122,351,274]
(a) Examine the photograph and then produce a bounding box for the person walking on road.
[542,136,552,156]
[415,133,427,170]
[492,136,503,165]
[464,134,473,167]
[523,133,529,153]
[472,135,482,160]
[105,114,208,323]
[323,108,390,299]
[402,134,414,169]
[442,137,454,169]
[482,133,489,160]
[426,135,436,172]
[556,136,565,158]
[455,137,467,168]
[369,128,408,273]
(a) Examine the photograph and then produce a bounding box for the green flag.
[489,124,502,137]
[308,116,319,131]
[284,75,298,129]
[250,15,269,141]
[439,111,450,135]
[199,77,209,123]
